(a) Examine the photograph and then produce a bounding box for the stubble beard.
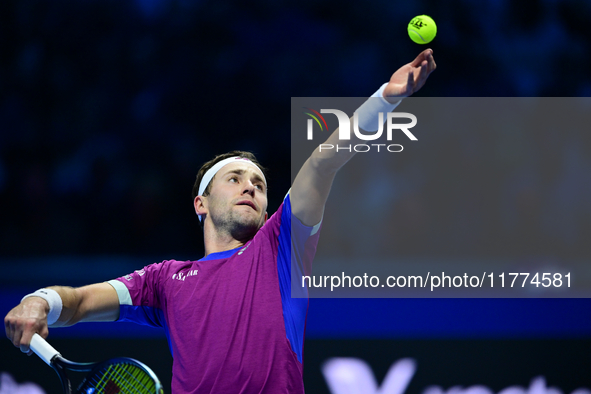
[211,205,262,242]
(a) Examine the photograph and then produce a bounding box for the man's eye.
[229,177,238,183]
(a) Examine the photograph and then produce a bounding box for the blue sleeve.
[118,305,166,328]
[276,192,321,363]
[108,272,167,329]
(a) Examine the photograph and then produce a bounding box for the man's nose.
[242,182,255,195]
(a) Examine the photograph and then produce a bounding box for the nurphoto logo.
[304,108,418,153]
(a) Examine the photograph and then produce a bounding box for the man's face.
[204,162,268,238]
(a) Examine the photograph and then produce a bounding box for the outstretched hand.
[382,49,436,103]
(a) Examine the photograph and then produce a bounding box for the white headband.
[197,156,266,221]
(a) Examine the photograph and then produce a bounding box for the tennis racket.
[30,333,164,394]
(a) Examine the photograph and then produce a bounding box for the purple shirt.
[108,193,320,393]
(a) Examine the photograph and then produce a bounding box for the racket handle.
[30,333,61,366]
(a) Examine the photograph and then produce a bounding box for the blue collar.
[199,246,242,262]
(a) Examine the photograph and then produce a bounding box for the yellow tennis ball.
[408,15,437,44]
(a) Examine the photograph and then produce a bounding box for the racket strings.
[80,362,156,394]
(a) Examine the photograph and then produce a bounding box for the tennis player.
[5,49,436,393]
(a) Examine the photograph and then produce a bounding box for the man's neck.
[202,225,254,257]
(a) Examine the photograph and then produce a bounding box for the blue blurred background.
[1,0,591,393]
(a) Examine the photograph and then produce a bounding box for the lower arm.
[46,286,82,327]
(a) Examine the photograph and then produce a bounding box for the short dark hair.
[192,151,267,200]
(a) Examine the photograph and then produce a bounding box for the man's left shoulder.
[253,195,289,243]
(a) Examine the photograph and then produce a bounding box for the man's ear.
[264,212,268,222]
[194,196,207,218]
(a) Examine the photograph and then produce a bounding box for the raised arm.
[4,283,119,354]
[291,49,436,226]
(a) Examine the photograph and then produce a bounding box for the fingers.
[428,52,437,73]
[414,50,436,75]
[5,315,34,353]
[424,51,436,75]
[4,302,50,355]
[13,321,46,354]
[5,315,24,351]
[19,336,30,354]
[412,51,436,93]
[19,324,47,355]
[5,316,13,341]
[5,313,16,346]
[405,61,426,94]
[19,329,35,354]
[406,69,415,95]
[25,325,48,356]
[410,48,433,68]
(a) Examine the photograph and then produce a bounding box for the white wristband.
[22,289,63,325]
[355,83,401,132]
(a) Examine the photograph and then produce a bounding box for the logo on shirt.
[172,269,198,281]
[238,242,251,255]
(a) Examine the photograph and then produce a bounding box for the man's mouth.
[236,200,256,210]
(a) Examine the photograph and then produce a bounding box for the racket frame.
[29,333,164,394]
